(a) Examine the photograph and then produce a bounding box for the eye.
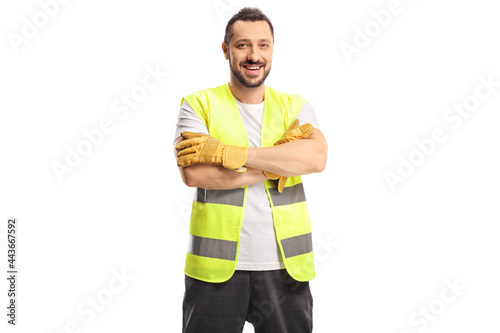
[237,43,247,48]
[261,44,269,48]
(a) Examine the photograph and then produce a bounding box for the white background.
[1,0,499,332]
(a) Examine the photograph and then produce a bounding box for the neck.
[228,77,265,104]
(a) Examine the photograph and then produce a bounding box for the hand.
[176,132,248,171]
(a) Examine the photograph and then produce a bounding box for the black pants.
[182,269,313,333]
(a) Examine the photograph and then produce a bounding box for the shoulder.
[266,86,307,120]
[181,84,229,121]
[266,86,306,111]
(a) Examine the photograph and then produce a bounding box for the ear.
[222,42,229,60]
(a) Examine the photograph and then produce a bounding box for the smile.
[242,65,263,75]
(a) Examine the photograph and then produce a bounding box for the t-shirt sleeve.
[295,101,320,129]
[173,100,209,144]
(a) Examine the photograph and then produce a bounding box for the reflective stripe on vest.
[196,188,245,207]
[188,223,312,262]
[188,234,238,261]
[268,183,306,206]
[281,232,313,258]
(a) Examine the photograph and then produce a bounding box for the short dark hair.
[224,7,274,47]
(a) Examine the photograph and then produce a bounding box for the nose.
[246,45,260,62]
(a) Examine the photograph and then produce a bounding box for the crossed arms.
[174,128,328,190]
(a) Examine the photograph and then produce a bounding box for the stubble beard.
[229,53,271,88]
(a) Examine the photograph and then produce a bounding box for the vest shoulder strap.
[181,84,230,127]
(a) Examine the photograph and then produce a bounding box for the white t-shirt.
[174,96,319,270]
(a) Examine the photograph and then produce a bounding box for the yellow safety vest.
[181,83,315,283]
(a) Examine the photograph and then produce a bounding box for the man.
[174,7,327,333]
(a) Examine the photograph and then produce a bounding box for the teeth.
[246,66,260,70]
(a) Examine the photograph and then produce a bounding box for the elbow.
[180,167,199,188]
[179,164,225,190]
[308,129,328,174]
[313,156,327,173]
[184,176,198,188]
[298,155,326,175]
[317,156,327,173]
[294,151,327,175]
[313,149,328,173]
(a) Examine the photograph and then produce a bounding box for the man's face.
[223,20,274,88]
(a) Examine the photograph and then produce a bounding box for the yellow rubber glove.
[263,120,314,192]
[176,131,248,171]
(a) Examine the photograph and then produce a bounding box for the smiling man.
[174,7,328,333]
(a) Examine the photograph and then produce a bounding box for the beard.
[229,54,271,88]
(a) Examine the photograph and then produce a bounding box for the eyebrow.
[233,39,272,44]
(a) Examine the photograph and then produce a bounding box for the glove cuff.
[223,145,248,171]
[263,170,280,180]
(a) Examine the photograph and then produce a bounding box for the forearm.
[245,129,328,176]
[179,164,267,190]
[175,135,266,189]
